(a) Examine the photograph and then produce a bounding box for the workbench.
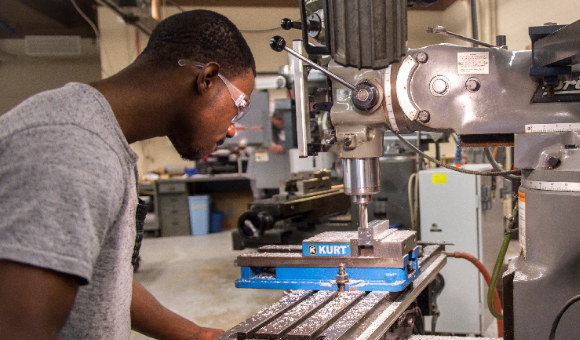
[142,175,253,237]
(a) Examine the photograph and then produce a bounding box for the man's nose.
[226,124,236,138]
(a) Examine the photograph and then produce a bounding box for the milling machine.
[219,1,580,339]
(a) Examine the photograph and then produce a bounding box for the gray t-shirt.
[0,82,139,339]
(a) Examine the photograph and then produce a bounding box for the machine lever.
[280,18,304,30]
[270,36,356,91]
[280,18,321,34]
[427,25,495,48]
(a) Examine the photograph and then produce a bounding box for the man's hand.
[189,326,224,340]
[269,142,284,154]
[131,279,225,340]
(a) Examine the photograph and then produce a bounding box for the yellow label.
[255,151,269,163]
[432,174,447,184]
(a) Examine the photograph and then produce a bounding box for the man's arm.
[268,142,285,154]
[0,260,80,340]
[131,279,224,340]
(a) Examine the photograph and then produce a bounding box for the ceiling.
[1,0,98,39]
[0,0,456,39]
[0,0,300,39]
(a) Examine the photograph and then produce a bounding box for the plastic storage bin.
[188,195,210,235]
[210,211,223,233]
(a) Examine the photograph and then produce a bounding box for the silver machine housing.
[272,0,580,338]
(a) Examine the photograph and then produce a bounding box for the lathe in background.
[232,170,353,250]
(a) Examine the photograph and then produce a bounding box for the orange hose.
[451,251,503,337]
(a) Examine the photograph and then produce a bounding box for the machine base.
[219,246,446,340]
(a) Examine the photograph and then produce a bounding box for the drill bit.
[358,202,368,229]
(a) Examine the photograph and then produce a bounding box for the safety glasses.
[178,59,251,124]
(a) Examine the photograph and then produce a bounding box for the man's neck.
[89,67,182,144]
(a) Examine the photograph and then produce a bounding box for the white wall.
[98,6,303,76]
[408,1,473,49]
[497,0,580,50]
[0,39,101,114]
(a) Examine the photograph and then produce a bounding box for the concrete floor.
[130,231,284,340]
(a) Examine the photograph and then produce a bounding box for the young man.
[0,9,255,340]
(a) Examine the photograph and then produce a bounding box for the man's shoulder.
[1,83,135,163]
[1,82,111,136]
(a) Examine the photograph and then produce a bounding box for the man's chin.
[179,151,205,161]
[176,147,208,161]
[169,136,209,161]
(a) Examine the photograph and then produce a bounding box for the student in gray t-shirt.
[0,9,255,340]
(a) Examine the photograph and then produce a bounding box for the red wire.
[452,251,503,337]
[135,28,140,56]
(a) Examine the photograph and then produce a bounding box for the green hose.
[488,208,517,320]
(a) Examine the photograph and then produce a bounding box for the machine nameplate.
[303,242,351,256]
[532,74,580,103]
[457,52,489,75]
[522,179,580,192]
[525,122,580,133]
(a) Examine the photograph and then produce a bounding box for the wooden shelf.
[410,0,460,11]
[171,0,458,9]
[171,0,298,7]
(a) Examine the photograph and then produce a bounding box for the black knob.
[546,156,560,169]
[408,0,438,8]
[352,81,380,111]
[237,211,274,238]
[496,35,507,47]
[281,18,293,30]
[281,18,302,30]
[270,36,286,52]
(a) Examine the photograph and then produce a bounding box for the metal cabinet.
[419,164,505,335]
[138,182,160,235]
[154,177,252,237]
[156,181,190,237]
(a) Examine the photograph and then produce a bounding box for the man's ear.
[196,62,220,94]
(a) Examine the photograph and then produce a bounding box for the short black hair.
[138,10,256,79]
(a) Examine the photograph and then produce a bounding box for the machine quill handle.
[280,18,302,30]
[269,36,356,91]
[426,25,495,47]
